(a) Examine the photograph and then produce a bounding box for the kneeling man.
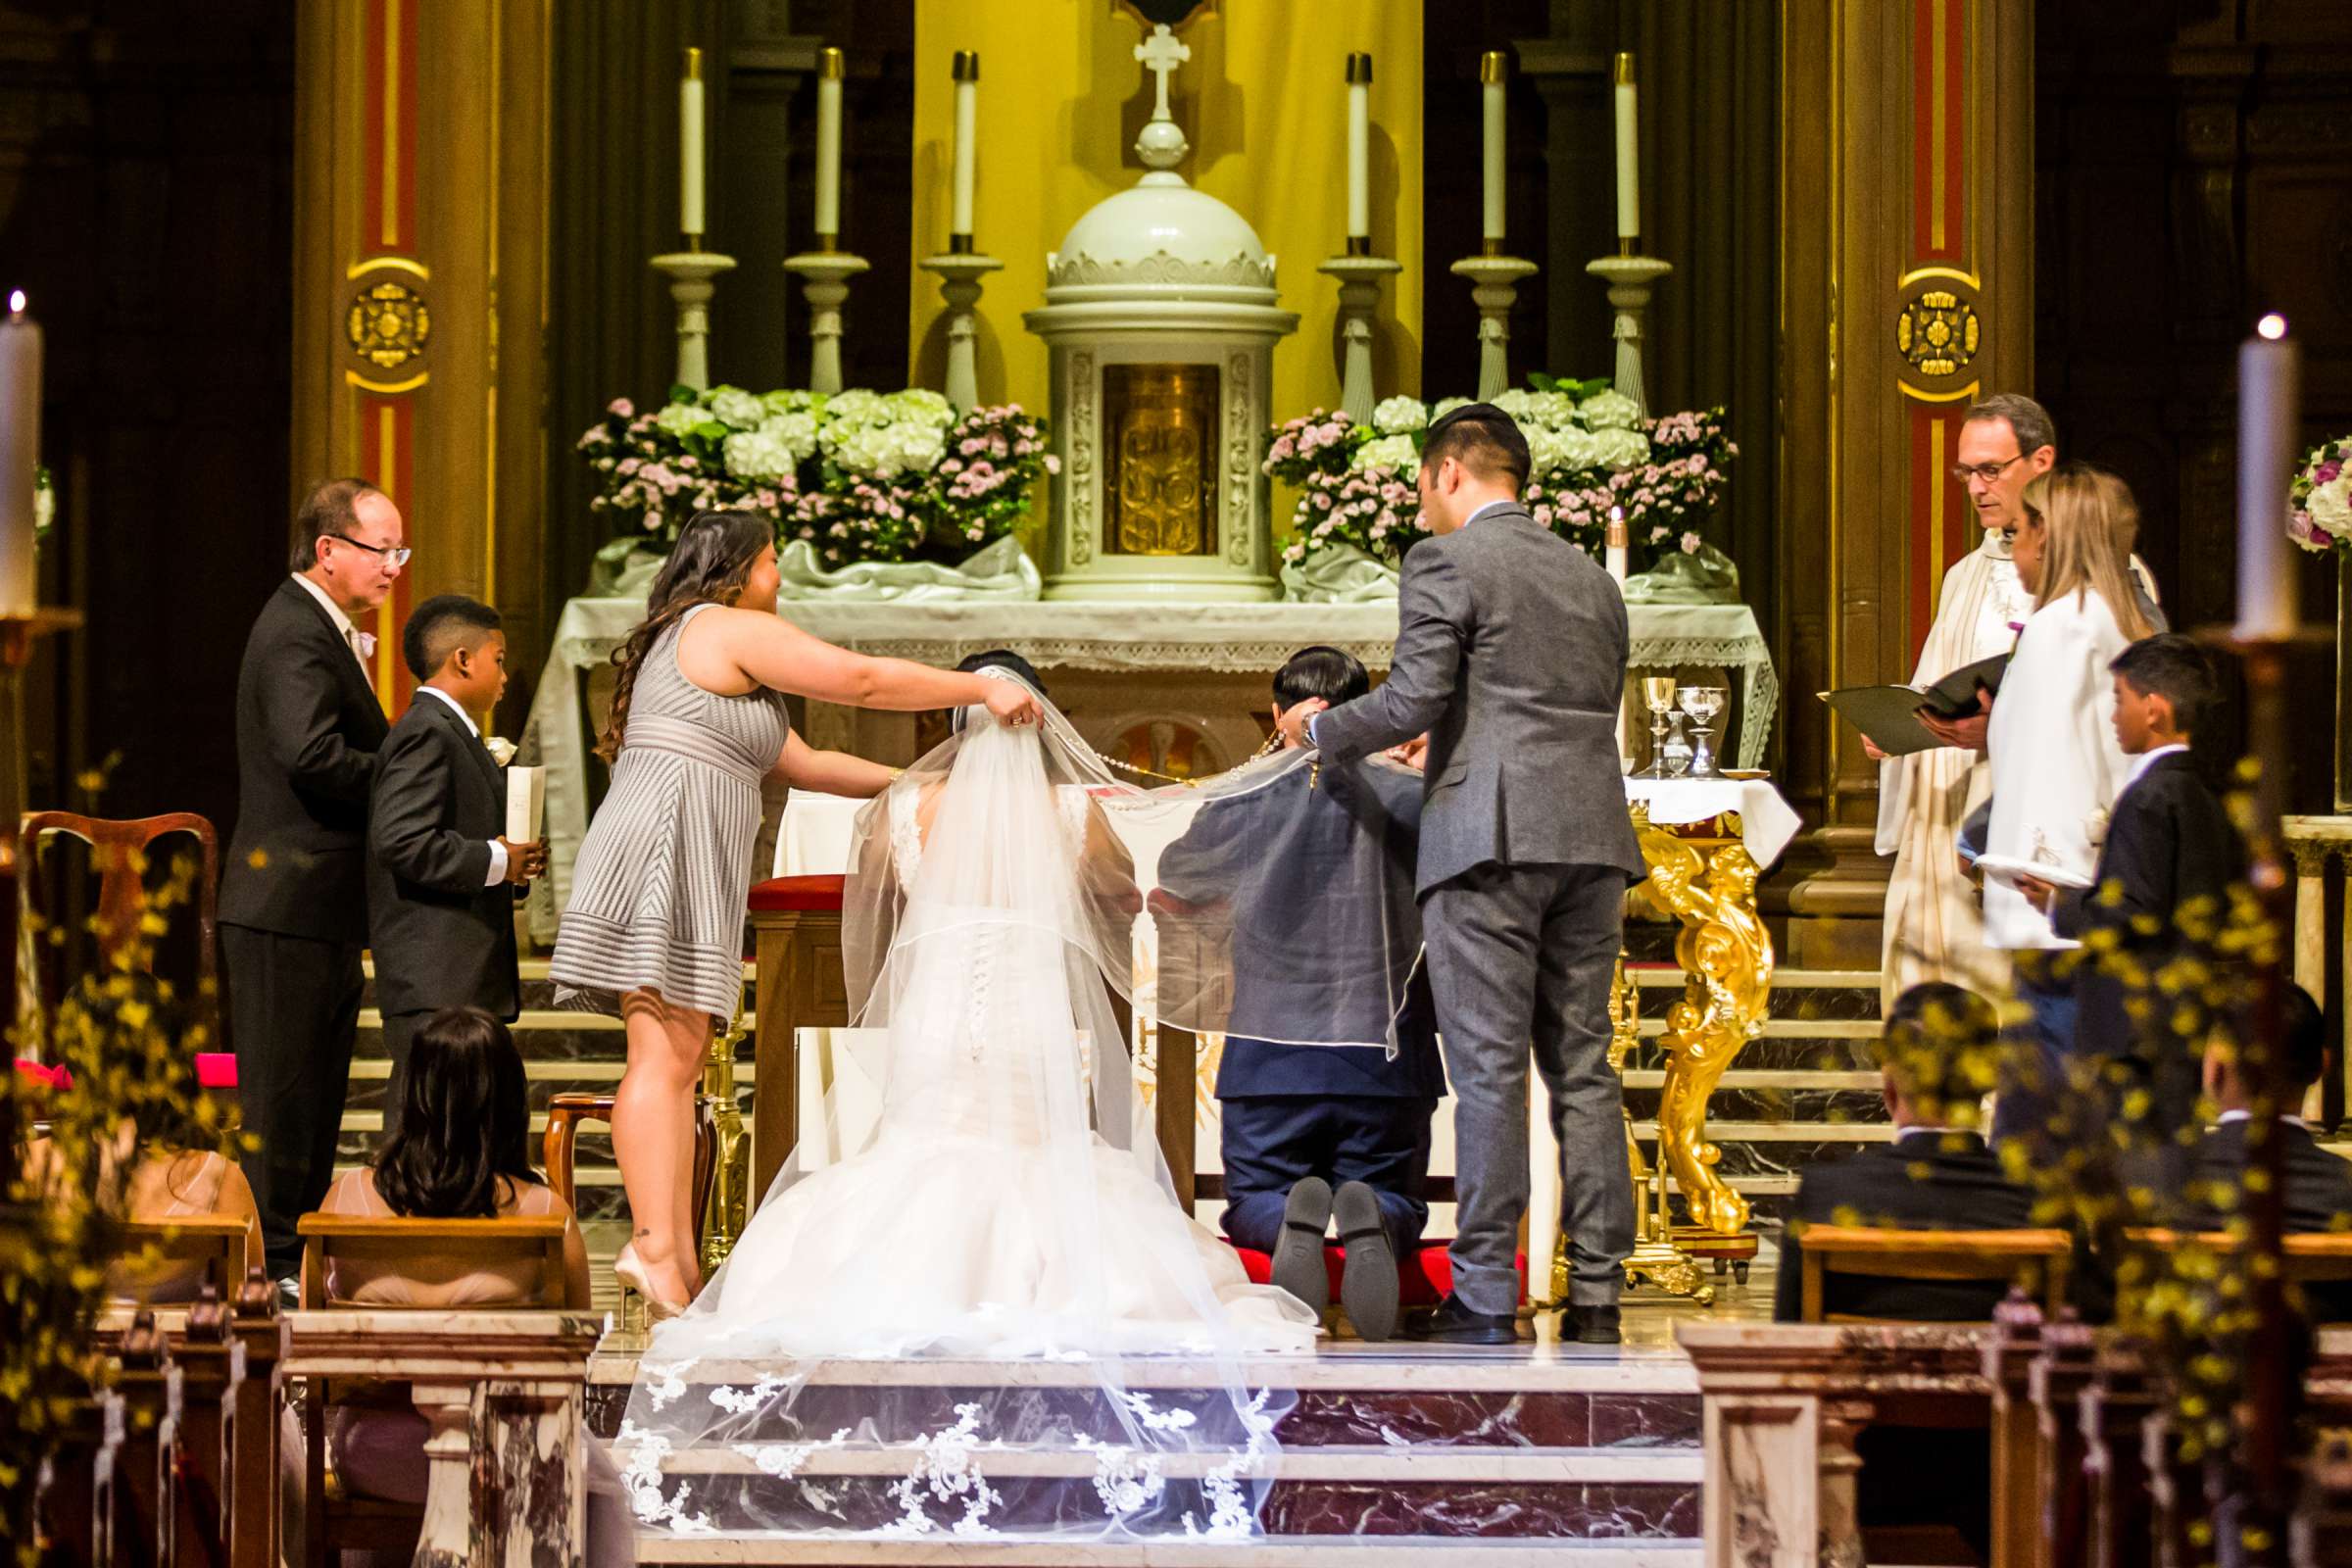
[1162,647,1443,1341]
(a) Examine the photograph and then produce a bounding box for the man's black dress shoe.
[1565,1302,1622,1345]
[275,1275,302,1311]
[1404,1293,1521,1346]
[1271,1177,1333,1313]
[1332,1181,1398,1342]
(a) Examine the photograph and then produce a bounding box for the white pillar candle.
[1613,52,1640,242]
[814,47,844,241]
[950,52,978,240]
[1606,506,1629,582]
[0,292,39,616]
[1480,51,1506,244]
[679,47,706,238]
[2236,314,2302,641]
[1346,53,1371,242]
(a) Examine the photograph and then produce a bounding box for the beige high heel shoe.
[612,1244,688,1324]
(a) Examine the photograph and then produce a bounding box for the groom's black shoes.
[1404,1294,1520,1346]
[1565,1302,1623,1346]
[1272,1178,1333,1314]
[1333,1181,1399,1342]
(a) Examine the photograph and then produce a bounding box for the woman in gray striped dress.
[552,513,1041,1312]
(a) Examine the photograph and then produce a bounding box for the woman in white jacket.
[1982,464,2155,1144]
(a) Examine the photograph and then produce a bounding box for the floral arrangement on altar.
[577,385,1056,569]
[1265,377,1737,573]
[2289,432,2352,560]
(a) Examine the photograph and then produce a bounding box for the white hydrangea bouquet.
[1263,375,1736,581]
[2289,433,2352,559]
[577,384,1054,571]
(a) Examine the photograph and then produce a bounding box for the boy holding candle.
[367,595,547,1133]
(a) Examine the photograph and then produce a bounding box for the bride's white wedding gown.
[619,693,1323,1543]
[700,784,1317,1358]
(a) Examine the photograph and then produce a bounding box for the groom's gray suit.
[1312,500,1641,1311]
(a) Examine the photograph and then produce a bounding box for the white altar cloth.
[522,596,1778,942]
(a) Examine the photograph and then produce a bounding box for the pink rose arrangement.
[784,474,927,568]
[2290,434,2352,558]
[911,405,1061,552]
[1280,466,1428,567]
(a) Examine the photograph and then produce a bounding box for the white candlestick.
[2236,315,2302,641]
[814,48,844,241]
[1480,52,1506,244]
[1606,507,1629,583]
[1346,54,1371,242]
[1613,52,1640,242]
[679,48,706,239]
[0,293,39,616]
[950,52,978,241]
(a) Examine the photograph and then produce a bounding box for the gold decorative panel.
[1896,289,1979,377]
[346,278,431,369]
[1103,364,1219,557]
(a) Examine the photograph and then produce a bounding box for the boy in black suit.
[2017,634,2247,1191]
[368,596,547,1131]
[2187,985,2351,1223]
[1161,648,1443,1342]
[1775,983,2034,1323]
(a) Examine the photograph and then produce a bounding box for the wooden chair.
[2125,1228,2352,1319]
[542,1093,717,1238]
[18,811,228,1083]
[291,1213,572,1568]
[115,1214,252,1302]
[1795,1225,2076,1324]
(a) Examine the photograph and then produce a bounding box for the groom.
[1280,402,1642,1344]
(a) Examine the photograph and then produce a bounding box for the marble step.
[633,1538,1703,1565]
[638,1446,1701,1484]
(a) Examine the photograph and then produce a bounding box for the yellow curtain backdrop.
[908,1,1422,427]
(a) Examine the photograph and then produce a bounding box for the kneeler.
[1227,1240,1532,1311]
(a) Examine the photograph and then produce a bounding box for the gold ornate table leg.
[698,993,754,1278]
[1633,808,1774,1239]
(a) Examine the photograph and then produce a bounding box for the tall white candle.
[1605,506,1629,583]
[1480,52,1506,244]
[679,48,706,238]
[2236,314,2302,641]
[814,48,844,241]
[1613,52,1640,242]
[0,293,39,616]
[951,51,978,241]
[1346,53,1371,242]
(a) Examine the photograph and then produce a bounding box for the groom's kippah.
[1422,402,1532,489]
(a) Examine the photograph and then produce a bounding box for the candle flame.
[2258,313,2289,341]
[5,291,21,315]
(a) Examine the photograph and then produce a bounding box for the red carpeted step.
[1226,1239,1531,1306]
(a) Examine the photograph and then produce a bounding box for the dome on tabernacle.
[1044,171,1277,304]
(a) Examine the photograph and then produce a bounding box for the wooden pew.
[289,1214,573,1567]
[115,1214,252,1304]
[277,1308,603,1568]
[1792,1224,2074,1324]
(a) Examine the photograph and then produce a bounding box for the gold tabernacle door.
[1103,363,1219,557]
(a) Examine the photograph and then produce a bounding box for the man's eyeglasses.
[1948,455,2024,486]
[329,533,413,568]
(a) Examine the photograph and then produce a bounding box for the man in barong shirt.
[1872,395,2050,1008]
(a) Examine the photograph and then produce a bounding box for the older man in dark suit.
[221,478,403,1284]
[1281,403,1643,1344]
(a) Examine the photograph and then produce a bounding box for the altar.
[518,593,1780,943]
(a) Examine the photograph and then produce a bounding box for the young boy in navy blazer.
[367,595,547,1131]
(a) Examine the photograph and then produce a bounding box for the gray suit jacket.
[1313,505,1644,893]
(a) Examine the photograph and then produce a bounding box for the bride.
[617,671,1415,1542]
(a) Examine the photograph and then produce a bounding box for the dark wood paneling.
[0,2,296,834]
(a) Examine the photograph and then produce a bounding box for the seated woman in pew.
[18,972,263,1303]
[296,1006,627,1566]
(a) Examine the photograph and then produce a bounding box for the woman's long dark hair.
[372,1006,537,1218]
[598,511,773,762]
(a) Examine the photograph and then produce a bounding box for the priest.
[1872,395,2049,1007]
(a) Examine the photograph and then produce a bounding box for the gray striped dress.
[552,603,788,1023]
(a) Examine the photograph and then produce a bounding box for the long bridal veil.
[617,674,1424,1542]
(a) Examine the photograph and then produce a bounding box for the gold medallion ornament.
[1896,289,1979,376]
[345,279,431,369]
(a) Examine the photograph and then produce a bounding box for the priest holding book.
[1871,395,2048,1008]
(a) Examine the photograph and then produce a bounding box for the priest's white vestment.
[1876,529,2033,1005]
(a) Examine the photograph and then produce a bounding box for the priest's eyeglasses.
[329,533,414,568]
[1948,455,2024,486]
